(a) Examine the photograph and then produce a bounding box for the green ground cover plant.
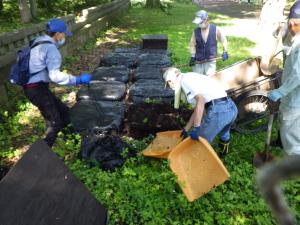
[1,2,300,224]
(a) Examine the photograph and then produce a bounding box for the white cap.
[163,67,182,109]
[192,10,208,24]
[163,67,180,86]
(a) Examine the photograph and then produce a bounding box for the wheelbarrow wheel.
[232,90,274,134]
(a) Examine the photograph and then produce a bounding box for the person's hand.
[190,126,201,140]
[222,52,229,61]
[189,57,196,66]
[76,73,91,85]
[268,89,283,102]
[180,128,188,139]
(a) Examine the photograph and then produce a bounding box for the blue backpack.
[9,40,52,86]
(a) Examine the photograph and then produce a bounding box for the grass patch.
[1,3,299,225]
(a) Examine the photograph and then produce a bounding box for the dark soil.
[125,102,192,139]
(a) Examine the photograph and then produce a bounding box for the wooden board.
[0,139,107,225]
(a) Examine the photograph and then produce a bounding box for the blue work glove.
[181,128,188,139]
[189,57,196,66]
[76,73,91,85]
[190,126,201,140]
[268,89,283,102]
[222,52,229,61]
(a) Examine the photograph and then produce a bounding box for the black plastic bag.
[80,131,136,171]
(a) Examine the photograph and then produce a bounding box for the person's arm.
[184,111,195,131]
[184,94,205,130]
[193,94,205,126]
[189,31,196,57]
[277,48,300,96]
[46,46,77,85]
[216,27,228,52]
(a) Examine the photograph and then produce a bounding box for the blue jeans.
[199,98,237,143]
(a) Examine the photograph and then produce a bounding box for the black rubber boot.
[270,130,283,148]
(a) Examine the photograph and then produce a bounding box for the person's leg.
[280,114,300,155]
[192,63,205,75]
[198,99,236,143]
[218,99,238,142]
[24,86,65,147]
[52,94,70,127]
[205,61,217,76]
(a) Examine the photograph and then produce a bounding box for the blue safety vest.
[194,24,217,61]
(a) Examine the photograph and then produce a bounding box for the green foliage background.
[1,2,300,225]
[0,0,111,34]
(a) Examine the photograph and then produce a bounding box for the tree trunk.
[0,0,3,12]
[29,0,37,19]
[18,0,32,23]
[145,0,161,8]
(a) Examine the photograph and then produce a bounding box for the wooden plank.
[0,139,107,225]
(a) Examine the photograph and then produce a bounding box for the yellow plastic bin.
[168,137,230,202]
[142,130,182,159]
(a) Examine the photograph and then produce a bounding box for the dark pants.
[24,83,70,147]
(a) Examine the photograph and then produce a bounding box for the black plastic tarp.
[99,52,138,68]
[80,133,136,171]
[70,100,125,133]
[128,80,174,104]
[76,81,126,101]
[135,53,170,67]
[92,66,129,83]
[134,66,163,81]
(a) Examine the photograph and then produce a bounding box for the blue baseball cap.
[192,10,208,24]
[46,18,73,36]
[289,0,300,19]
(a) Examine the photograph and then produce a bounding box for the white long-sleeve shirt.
[278,32,300,115]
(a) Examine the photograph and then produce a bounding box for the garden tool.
[142,130,182,159]
[253,102,278,168]
[168,137,230,202]
[175,56,222,68]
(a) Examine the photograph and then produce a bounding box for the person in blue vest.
[189,10,229,76]
[23,18,91,148]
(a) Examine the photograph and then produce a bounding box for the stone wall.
[0,0,130,108]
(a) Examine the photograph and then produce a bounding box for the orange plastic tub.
[142,130,182,159]
[168,137,230,202]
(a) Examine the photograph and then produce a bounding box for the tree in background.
[29,0,37,20]
[18,0,32,23]
[0,0,3,12]
[146,0,161,8]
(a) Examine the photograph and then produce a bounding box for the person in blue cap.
[189,10,229,76]
[23,18,92,147]
[267,0,300,155]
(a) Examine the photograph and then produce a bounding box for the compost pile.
[70,42,191,170]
